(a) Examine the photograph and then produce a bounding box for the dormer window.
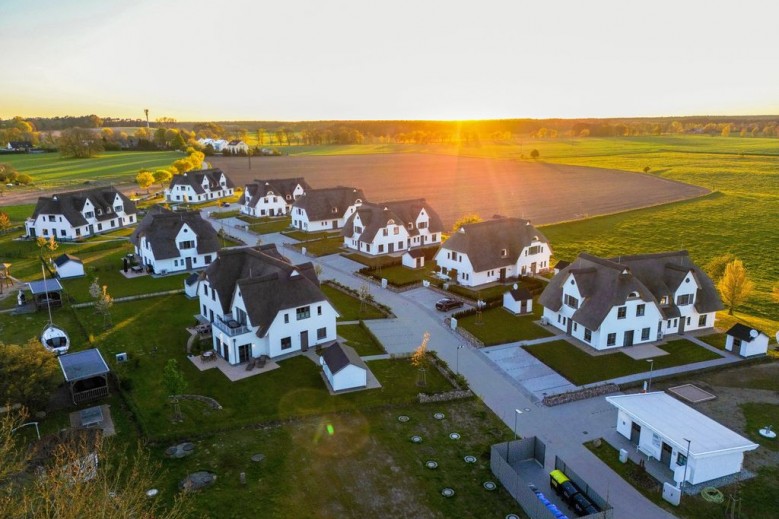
[660,296,670,305]
[628,291,639,299]
[331,207,338,214]
[286,195,291,200]
[407,223,414,230]
[500,248,508,258]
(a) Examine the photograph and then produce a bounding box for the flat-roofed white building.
[606,393,758,487]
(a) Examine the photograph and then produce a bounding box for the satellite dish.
[513,283,518,290]
[775,330,779,344]
[750,329,759,339]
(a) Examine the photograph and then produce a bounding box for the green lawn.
[698,333,727,350]
[585,440,779,519]
[209,209,240,219]
[447,283,512,303]
[366,263,437,286]
[343,252,402,268]
[0,150,182,189]
[741,403,779,451]
[247,216,291,234]
[0,203,35,222]
[283,229,338,241]
[321,283,386,320]
[294,235,345,256]
[523,339,723,385]
[337,323,385,356]
[458,306,552,346]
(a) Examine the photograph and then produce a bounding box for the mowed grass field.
[0,150,181,189]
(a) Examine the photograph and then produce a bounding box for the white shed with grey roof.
[53,254,85,279]
[320,342,367,392]
[607,393,758,486]
[725,323,769,357]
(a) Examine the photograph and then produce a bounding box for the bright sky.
[1,0,777,121]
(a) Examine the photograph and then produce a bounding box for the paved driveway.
[483,343,577,400]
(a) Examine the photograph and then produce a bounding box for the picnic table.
[201,350,216,362]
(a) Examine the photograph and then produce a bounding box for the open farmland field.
[0,150,181,191]
[211,153,708,227]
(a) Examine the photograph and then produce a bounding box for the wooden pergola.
[58,349,111,405]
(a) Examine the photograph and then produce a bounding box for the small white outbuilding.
[402,249,426,269]
[724,323,770,357]
[503,285,532,315]
[607,393,758,487]
[53,254,85,279]
[184,272,200,299]
[320,342,367,392]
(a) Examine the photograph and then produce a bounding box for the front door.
[185,257,192,270]
[630,422,641,444]
[679,317,686,335]
[300,331,309,351]
[566,318,573,335]
[624,330,634,347]
[388,242,394,253]
[499,268,506,282]
[661,442,673,466]
[531,262,537,274]
[238,344,250,363]
[222,341,229,361]
[332,220,337,228]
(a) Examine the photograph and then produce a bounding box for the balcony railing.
[212,317,251,337]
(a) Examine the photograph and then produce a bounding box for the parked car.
[435,298,464,311]
[220,201,231,207]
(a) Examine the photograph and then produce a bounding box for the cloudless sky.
[1,0,777,121]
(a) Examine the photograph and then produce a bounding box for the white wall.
[265,302,338,359]
[726,334,769,357]
[331,364,367,391]
[55,261,84,279]
[292,204,360,232]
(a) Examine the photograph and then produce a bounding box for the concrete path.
[201,217,677,518]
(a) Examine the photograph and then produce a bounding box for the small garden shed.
[402,249,426,269]
[503,285,532,315]
[725,323,769,357]
[53,254,85,279]
[320,342,367,392]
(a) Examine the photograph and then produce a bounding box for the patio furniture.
[80,406,104,428]
[200,350,216,362]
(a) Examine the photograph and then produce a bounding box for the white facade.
[542,268,718,351]
[343,206,440,255]
[197,279,338,365]
[402,252,425,269]
[434,238,550,287]
[197,138,229,152]
[223,141,249,154]
[134,223,216,274]
[26,192,137,240]
[165,171,234,203]
[608,393,758,487]
[240,183,306,217]
[292,203,361,232]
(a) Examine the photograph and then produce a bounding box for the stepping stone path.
[398,415,410,423]
[425,460,438,469]
[179,471,216,491]
[441,488,455,497]
[433,412,445,420]
[483,481,497,491]
[506,515,521,519]
[165,442,195,459]
[449,432,460,440]
[410,435,422,443]
[251,453,265,463]
[464,455,477,463]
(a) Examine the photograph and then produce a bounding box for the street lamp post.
[456,345,464,375]
[681,438,691,494]
[646,359,655,392]
[513,409,523,440]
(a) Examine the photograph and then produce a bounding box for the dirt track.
[209,153,708,227]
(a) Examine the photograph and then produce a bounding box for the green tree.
[135,170,154,193]
[717,259,754,315]
[170,132,186,150]
[721,124,731,137]
[0,212,10,233]
[704,253,737,282]
[530,149,540,159]
[0,163,18,183]
[36,235,57,261]
[58,127,103,158]
[163,359,187,421]
[153,169,172,190]
[16,173,32,185]
[0,339,60,411]
[771,283,779,303]
[451,214,482,233]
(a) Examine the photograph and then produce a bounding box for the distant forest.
[2,114,779,149]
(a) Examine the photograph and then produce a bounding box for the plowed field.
[211,153,707,226]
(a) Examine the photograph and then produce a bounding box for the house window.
[698,315,707,327]
[564,294,579,309]
[407,222,413,230]
[211,290,216,302]
[557,314,561,323]
[617,306,627,319]
[114,205,122,213]
[60,230,66,237]
[641,327,650,340]
[48,215,56,222]
[317,305,322,316]
[378,244,384,253]
[677,294,694,306]
[528,245,542,255]
[584,329,591,343]
[281,337,292,350]
[431,234,437,241]
[97,223,103,231]
[205,255,212,264]
[84,211,94,218]
[179,240,195,250]
[284,313,289,324]
[573,323,578,332]
[202,304,207,316]
[660,296,669,305]
[676,453,687,467]
[317,327,327,340]
[382,229,388,237]
[296,306,311,320]
[500,248,508,257]
[393,227,399,235]
[607,333,616,346]
[667,320,672,329]
[733,338,742,349]
[636,304,645,317]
